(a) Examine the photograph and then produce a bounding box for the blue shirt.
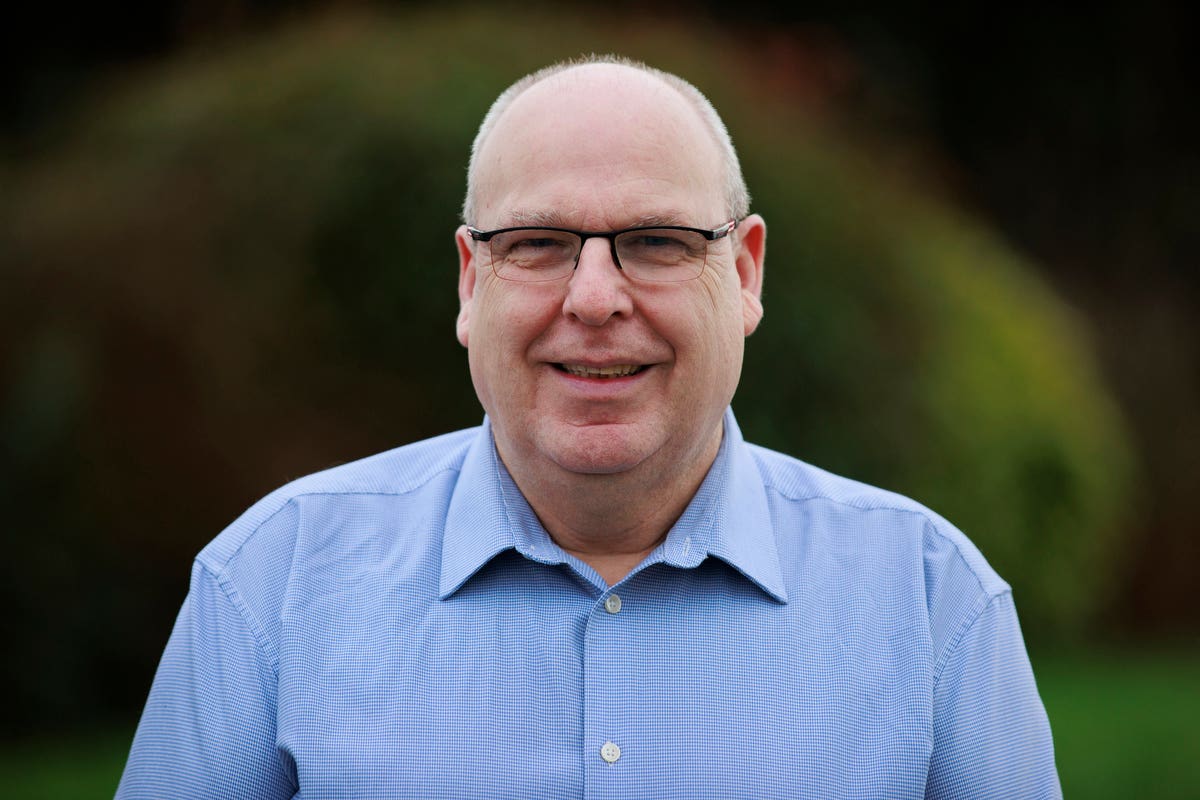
[117,409,1060,799]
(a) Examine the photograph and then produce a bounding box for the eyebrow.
[502,210,694,229]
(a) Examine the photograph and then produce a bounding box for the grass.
[1033,644,1200,798]
[2,647,1196,797]
[0,727,130,800]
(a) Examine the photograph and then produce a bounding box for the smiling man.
[118,56,1061,798]
[454,62,765,587]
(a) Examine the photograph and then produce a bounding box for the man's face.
[456,65,765,485]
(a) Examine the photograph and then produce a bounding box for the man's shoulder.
[268,425,481,498]
[196,425,482,574]
[745,441,943,519]
[742,440,1009,598]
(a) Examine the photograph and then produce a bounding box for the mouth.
[555,363,646,379]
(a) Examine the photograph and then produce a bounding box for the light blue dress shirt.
[117,409,1060,798]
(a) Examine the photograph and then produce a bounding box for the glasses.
[467,219,740,283]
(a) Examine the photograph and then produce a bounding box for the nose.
[561,236,634,325]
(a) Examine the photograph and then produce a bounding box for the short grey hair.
[461,54,751,225]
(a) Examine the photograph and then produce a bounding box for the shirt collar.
[654,409,788,603]
[440,409,787,604]
[440,417,565,599]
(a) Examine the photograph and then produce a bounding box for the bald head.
[461,55,750,226]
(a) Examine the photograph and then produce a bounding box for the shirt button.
[600,741,621,763]
[604,594,622,614]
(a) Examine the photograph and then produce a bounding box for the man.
[118,55,1061,798]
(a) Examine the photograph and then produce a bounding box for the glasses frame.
[466,218,740,283]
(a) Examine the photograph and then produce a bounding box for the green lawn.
[1033,644,1200,798]
[3,647,1196,798]
[0,727,131,800]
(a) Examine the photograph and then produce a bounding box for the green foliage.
[0,4,1135,732]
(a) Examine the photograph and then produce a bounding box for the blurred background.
[1,1,1196,796]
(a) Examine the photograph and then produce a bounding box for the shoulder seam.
[203,464,465,574]
[763,480,967,555]
[753,451,1001,598]
[196,558,283,680]
[760,471,930,519]
[768,483,998,595]
[931,588,1013,691]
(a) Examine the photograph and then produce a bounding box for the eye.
[490,229,576,258]
[511,236,567,251]
[618,228,707,264]
[630,233,688,249]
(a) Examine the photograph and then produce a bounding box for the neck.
[499,429,723,587]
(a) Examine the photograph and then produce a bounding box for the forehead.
[474,65,726,228]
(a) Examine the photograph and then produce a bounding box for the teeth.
[562,364,641,378]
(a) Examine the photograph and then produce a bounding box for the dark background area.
[8,0,1192,635]
[3,0,1196,750]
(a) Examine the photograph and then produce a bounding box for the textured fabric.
[117,409,1060,799]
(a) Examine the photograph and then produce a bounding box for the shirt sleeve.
[925,591,1062,799]
[115,560,297,799]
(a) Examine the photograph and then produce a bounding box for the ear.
[733,214,766,336]
[455,225,477,347]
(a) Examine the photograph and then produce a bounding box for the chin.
[553,454,642,476]
[541,427,655,476]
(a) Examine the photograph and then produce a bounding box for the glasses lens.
[488,229,579,282]
[615,228,709,282]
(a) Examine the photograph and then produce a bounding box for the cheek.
[466,340,496,414]
[470,282,562,367]
[680,273,745,354]
[643,294,743,386]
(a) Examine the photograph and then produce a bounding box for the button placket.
[583,586,637,795]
